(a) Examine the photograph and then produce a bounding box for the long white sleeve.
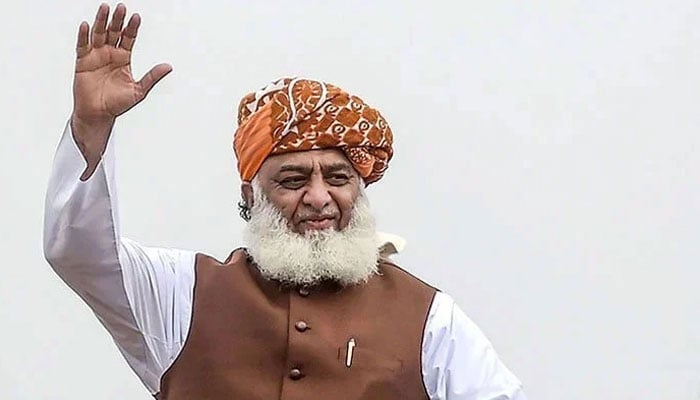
[43,121,197,394]
[422,292,526,400]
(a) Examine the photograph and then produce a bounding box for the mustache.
[297,213,336,222]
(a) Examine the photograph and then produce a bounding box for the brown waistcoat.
[156,250,436,400]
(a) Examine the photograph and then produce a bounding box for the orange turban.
[233,77,394,185]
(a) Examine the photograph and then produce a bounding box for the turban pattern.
[233,77,393,185]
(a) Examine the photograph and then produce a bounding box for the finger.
[76,21,90,59]
[119,13,141,51]
[107,3,127,46]
[136,63,173,99]
[91,3,109,48]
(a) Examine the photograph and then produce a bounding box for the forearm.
[43,119,121,281]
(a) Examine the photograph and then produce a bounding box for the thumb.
[136,63,173,99]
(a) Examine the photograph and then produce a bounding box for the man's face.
[246,149,362,234]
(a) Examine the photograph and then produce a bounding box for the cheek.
[269,192,302,221]
[334,186,360,218]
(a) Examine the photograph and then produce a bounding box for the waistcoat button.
[294,321,308,332]
[289,368,303,380]
[298,287,310,297]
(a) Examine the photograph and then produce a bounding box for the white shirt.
[43,121,526,400]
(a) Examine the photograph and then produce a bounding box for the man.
[43,3,526,399]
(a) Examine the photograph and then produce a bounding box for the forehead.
[259,149,354,174]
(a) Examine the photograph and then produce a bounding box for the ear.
[241,182,254,209]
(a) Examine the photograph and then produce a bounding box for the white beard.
[243,184,379,287]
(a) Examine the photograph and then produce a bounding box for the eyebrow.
[276,162,354,175]
[278,165,312,174]
[321,163,354,174]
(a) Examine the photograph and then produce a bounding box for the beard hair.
[242,180,380,287]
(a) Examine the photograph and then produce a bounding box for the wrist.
[71,113,113,147]
[70,113,114,136]
[70,113,115,178]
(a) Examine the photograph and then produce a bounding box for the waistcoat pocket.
[336,344,405,373]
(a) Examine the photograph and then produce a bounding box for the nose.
[302,176,332,211]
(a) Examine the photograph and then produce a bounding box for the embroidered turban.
[233,77,394,185]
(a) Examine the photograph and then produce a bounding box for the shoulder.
[377,258,439,296]
[194,252,223,267]
[195,248,248,268]
[192,249,252,286]
[422,292,524,398]
[424,292,488,345]
[423,292,497,364]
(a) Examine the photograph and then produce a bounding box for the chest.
[157,256,435,400]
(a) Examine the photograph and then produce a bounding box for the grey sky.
[1,1,698,398]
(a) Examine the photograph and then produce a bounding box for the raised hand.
[71,3,171,178]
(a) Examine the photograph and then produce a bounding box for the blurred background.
[1,0,698,398]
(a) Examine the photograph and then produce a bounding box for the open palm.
[73,3,171,122]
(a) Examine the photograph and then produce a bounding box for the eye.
[326,173,350,186]
[279,176,307,189]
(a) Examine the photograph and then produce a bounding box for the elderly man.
[44,3,526,400]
